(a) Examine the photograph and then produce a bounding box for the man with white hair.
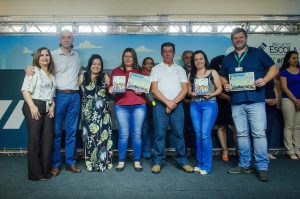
[50,30,81,175]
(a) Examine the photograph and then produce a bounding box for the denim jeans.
[141,106,153,158]
[190,101,218,173]
[232,102,269,171]
[114,104,147,161]
[153,101,188,166]
[52,92,80,168]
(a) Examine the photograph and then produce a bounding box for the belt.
[56,89,79,94]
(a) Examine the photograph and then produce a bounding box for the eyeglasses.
[162,51,174,54]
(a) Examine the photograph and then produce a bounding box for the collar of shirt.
[57,47,75,56]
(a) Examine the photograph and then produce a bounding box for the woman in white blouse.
[21,47,56,181]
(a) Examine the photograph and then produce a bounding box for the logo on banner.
[258,42,298,65]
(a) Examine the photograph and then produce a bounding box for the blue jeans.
[190,101,218,173]
[153,101,188,166]
[232,102,269,171]
[52,92,80,168]
[141,107,153,158]
[114,104,147,161]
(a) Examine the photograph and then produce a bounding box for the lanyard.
[234,47,249,67]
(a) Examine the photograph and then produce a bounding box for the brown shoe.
[151,165,161,174]
[182,165,194,173]
[66,165,81,173]
[50,167,60,176]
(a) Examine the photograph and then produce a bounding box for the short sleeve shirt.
[21,66,56,102]
[220,47,275,105]
[280,69,300,99]
[150,62,188,100]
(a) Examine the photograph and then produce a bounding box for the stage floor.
[0,154,299,199]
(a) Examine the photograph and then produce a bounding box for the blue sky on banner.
[0,34,232,70]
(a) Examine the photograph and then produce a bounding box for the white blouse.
[21,66,56,104]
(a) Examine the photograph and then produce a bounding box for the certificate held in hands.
[194,78,209,96]
[127,72,151,93]
[112,76,126,93]
[229,72,255,91]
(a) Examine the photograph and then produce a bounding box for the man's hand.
[165,100,177,110]
[255,78,266,88]
[25,66,35,75]
[166,107,172,114]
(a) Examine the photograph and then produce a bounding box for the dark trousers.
[22,102,53,181]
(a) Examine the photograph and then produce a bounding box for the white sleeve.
[150,67,158,82]
[179,68,188,83]
[21,73,38,94]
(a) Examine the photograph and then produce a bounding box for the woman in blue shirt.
[280,51,300,160]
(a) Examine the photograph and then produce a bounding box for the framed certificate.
[127,72,151,93]
[194,78,209,96]
[229,72,255,91]
[112,76,126,93]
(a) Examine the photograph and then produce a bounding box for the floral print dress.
[81,74,113,172]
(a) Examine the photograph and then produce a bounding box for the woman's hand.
[108,86,113,94]
[30,105,41,120]
[48,104,55,118]
[134,90,142,95]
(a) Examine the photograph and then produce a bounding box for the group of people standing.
[21,27,299,182]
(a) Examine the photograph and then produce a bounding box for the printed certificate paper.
[229,72,255,91]
[194,78,209,95]
[127,72,151,93]
[112,76,126,93]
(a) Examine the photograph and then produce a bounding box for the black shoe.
[257,170,269,182]
[227,166,253,174]
[115,162,125,172]
[134,166,143,172]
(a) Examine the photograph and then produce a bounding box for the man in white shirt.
[150,42,194,174]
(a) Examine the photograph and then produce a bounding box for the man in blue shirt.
[220,27,278,182]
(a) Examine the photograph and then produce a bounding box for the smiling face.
[288,53,299,67]
[193,52,206,70]
[90,58,102,75]
[38,49,51,67]
[232,32,247,51]
[123,52,134,67]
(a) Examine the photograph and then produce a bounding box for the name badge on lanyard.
[234,47,248,73]
[235,67,243,72]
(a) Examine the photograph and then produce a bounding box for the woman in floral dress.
[79,54,113,172]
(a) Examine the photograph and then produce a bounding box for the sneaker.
[257,170,269,182]
[227,166,253,174]
[182,165,194,173]
[151,165,161,174]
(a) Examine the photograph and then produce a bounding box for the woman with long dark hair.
[21,47,56,181]
[78,54,113,171]
[188,50,222,174]
[280,51,300,160]
[109,48,147,172]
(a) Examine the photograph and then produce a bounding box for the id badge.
[235,67,243,72]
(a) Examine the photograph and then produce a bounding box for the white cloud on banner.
[76,41,103,49]
[23,47,33,54]
[135,45,155,52]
